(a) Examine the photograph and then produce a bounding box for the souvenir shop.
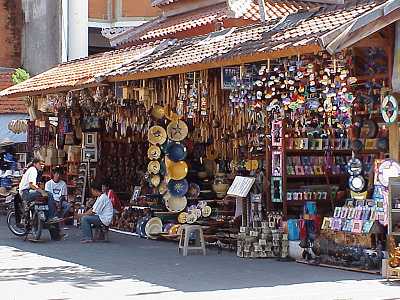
[20,34,400,277]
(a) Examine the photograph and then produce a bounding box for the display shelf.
[287,174,345,179]
[392,209,400,213]
[286,149,351,155]
[287,199,342,206]
[286,149,381,155]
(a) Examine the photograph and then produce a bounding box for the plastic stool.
[178,225,206,256]
[93,225,109,242]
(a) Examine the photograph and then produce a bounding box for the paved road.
[0,217,399,300]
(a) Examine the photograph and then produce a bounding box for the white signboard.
[227,176,256,198]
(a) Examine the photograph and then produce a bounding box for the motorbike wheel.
[7,210,28,237]
[31,211,43,241]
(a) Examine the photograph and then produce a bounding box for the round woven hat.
[167,120,188,141]
[148,126,167,145]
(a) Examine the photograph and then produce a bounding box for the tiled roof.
[0,42,160,97]
[104,0,379,78]
[0,0,385,97]
[151,0,177,6]
[0,71,26,114]
[107,0,322,47]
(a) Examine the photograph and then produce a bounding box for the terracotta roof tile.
[107,1,377,77]
[0,42,160,97]
[1,1,383,97]
[108,0,322,46]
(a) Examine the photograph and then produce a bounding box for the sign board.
[227,176,255,198]
[221,66,240,90]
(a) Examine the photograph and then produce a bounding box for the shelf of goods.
[387,178,400,279]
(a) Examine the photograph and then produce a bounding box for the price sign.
[227,176,255,198]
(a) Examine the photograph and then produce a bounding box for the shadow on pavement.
[0,217,383,293]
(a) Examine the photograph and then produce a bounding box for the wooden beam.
[107,44,321,82]
[334,8,400,52]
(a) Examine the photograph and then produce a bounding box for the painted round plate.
[167,160,188,180]
[168,179,189,197]
[186,213,197,224]
[349,175,365,192]
[381,95,398,125]
[150,175,161,187]
[148,126,167,145]
[151,105,165,120]
[148,160,160,174]
[187,183,201,199]
[201,206,212,217]
[145,217,163,239]
[197,200,207,209]
[377,159,400,187]
[167,120,188,141]
[169,224,181,235]
[166,142,187,162]
[164,193,187,212]
[178,212,188,224]
[347,158,362,176]
[147,145,161,160]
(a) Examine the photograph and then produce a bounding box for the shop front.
[1,0,400,278]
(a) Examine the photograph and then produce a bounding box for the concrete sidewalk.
[0,217,399,300]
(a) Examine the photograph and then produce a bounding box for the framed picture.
[321,217,332,230]
[332,218,342,231]
[221,66,241,90]
[333,207,341,218]
[81,147,98,162]
[295,166,305,175]
[365,139,377,150]
[352,220,363,233]
[314,166,324,175]
[272,151,283,176]
[131,186,142,203]
[355,207,363,220]
[340,207,349,219]
[314,139,323,150]
[304,165,314,175]
[271,121,283,147]
[83,132,97,147]
[362,220,374,233]
[347,207,356,219]
[271,177,283,203]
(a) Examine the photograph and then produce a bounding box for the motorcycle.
[7,192,59,241]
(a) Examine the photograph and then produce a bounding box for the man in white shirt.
[19,158,60,222]
[45,167,71,218]
[76,181,113,243]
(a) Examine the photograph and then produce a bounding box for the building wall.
[89,0,109,20]
[0,0,22,68]
[21,0,62,75]
[121,0,159,18]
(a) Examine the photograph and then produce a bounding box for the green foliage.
[11,68,30,85]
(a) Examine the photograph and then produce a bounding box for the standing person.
[19,158,60,223]
[45,166,71,218]
[102,180,123,214]
[76,181,113,243]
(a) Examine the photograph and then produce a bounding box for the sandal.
[80,239,93,244]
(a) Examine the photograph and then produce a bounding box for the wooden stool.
[93,225,109,242]
[178,225,206,256]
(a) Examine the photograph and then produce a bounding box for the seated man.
[45,166,71,218]
[18,158,60,223]
[76,181,113,243]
